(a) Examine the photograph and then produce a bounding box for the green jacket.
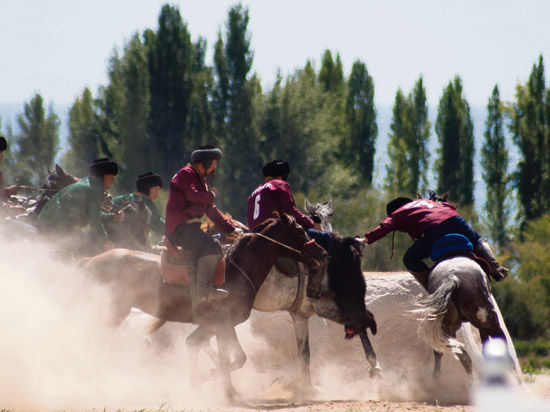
[112,192,165,234]
[38,176,112,242]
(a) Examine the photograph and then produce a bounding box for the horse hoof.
[369,366,383,379]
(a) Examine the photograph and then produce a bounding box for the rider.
[360,197,509,289]
[112,172,165,246]
[246,160,333,298]
[0,134,18,201]
[37,158,121,254]
[164,145,237,306]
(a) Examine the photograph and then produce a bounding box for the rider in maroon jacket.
[361,197,508,289]
[247,160,333,298]
[165,145,236,305]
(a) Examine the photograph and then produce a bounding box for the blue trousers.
[306,228,333,255]
[403,216,481,272]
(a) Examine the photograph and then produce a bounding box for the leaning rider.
[112,172,165,243]
[37,158,122,254]
[164,145,237,306]
[246,160,333,298]
[360,197,509,289]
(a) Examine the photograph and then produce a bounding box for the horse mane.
[226,217,279,257]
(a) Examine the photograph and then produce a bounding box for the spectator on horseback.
[0,134,18,201]
[37,158,121,254]
[112,172,165,244]
[164,145,236,307]
[246,159,333,298]
[360,197,509,289]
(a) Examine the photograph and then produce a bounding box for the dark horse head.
[327,236,377,339]
[29,164,79,218]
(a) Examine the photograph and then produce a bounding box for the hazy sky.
[1,0,548,107]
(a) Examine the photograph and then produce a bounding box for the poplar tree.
[509,55,550,222]
[16,94,59,184]
[386,88,410,193]
[482,85,511,246]
[65,88,101,177]
[146,4,193,182]
[319,50,344,93]
[409,77,431,194]
[343,60,377,185]
[215,4,260,219]
[435,77,474,206]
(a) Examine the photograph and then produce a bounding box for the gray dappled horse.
[413,256,517,379]
[253,199,381,394]
[304,199,333,232]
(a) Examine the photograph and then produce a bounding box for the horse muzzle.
[301,239,328,265]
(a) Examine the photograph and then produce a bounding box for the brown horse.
[81,214,327,398]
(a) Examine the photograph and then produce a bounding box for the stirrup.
[207,286,229,302]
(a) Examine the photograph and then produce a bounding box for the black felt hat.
[89,158,118,177]
[386,197,413,216]
[262,160,290,180]
[136,172,163,195]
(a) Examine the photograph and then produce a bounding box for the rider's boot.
[474,239,509,282]
[410,270,430,291]
[196,254,229,304]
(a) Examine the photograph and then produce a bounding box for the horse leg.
[358,330,382,379]
[291,313,315,392]
[186,325,216,385]
[215,324,241,401]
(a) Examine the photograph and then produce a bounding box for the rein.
[227,255,257,294]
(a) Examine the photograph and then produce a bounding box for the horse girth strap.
[227,255,257,294]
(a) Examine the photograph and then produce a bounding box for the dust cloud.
[0,224,496,411]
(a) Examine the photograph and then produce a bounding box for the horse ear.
[324,200,333,213]
[305,198,312,211]
[443,191,449,201]
[55,164,63,175]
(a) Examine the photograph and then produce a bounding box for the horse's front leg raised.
[358,330,382,379]
[291,313,315,393]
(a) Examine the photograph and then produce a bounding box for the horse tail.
[413,275,464,355]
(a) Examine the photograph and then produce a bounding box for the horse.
[304,198,333,232]
[252,234,380,392]
[80,213,327,399]
[248,200,380,395]
[413,256,516,379]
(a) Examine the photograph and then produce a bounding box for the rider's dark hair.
[386,197,413,216]
[0,135,7,151]
[191,145,222,170]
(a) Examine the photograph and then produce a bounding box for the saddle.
[160,236,195,285]
[429,233,491,278]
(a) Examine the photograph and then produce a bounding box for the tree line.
[2,3,550,341]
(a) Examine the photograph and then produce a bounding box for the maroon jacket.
[164,164,234,235]
[365,199,461,243]
[247,179,314,231]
